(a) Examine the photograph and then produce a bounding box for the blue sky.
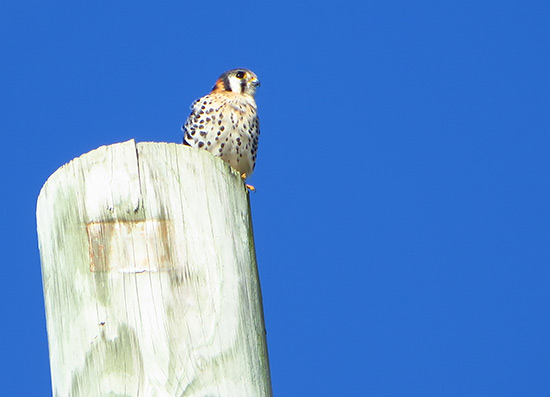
[1,1,549,395]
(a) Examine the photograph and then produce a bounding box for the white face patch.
[228,76,244,94]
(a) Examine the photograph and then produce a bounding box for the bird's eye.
[236,71,245,79]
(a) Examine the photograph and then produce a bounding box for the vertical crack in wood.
[134,141,143,214]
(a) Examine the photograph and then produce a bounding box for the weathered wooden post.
[36,140,272,396]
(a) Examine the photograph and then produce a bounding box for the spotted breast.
[182,68,260,178]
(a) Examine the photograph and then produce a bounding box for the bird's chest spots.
[183,93,259,176]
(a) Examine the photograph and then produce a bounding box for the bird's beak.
[251,78,261,87]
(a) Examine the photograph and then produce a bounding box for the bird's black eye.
[236,71,245,79]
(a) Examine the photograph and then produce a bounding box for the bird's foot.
[240,173,256,191]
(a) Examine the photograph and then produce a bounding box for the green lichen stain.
[69,324,144,396]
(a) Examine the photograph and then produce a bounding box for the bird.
[182,68,261,183]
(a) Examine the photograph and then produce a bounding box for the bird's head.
[212,68,260,97]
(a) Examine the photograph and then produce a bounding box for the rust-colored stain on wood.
[86,220,173,272]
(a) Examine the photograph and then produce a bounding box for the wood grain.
[37,140,271,396]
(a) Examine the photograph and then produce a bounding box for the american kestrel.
[182,68,261,179]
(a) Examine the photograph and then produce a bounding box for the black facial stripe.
[241,80,247,93]
[222,75,232,92]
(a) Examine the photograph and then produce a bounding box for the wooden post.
[36,140,272,396]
